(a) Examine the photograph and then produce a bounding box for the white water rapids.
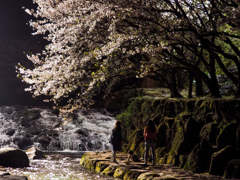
[0,105,116,151]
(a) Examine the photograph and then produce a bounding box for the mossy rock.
[84,158,103,170]
[160,153,168,164]
[163,117,175,129]
[224,159,240,179]
[101,164,119,176]
[155,147,169,163]
[95,160,110,173]
[209,145,237,176]
[166,120,184,165]
[217,122,239,150]
[80,153,91,166]
[123,169,147,180]
[156,122,168,148]
[199,122,219,147]
[126,129,144,154]
[183,139,214,173]
[179,154,188,168]
[137,172,159,180]
[113,166,129,179]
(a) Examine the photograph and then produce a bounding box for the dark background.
[0,0,48,106]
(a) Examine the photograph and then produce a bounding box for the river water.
[0,106,117,179]
[7,152,117,180]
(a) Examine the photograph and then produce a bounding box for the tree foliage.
[17,0,240,112]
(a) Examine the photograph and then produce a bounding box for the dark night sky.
[0,0,36,40]
[0,1,48,106]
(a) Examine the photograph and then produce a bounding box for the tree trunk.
[170,69,183,97]
[188,72,193,98]
[194,71,204,96]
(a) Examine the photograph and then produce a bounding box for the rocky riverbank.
[80,150,226,180]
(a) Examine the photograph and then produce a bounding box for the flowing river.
[7,152,117,180]
[0,105,117,179]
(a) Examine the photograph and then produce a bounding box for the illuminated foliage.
[17,0,240,112]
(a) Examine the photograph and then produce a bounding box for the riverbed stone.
[25,147,46,160]
[0,147,29,167]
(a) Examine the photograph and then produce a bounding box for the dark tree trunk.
[208,55,221,97]
[188,72,193,98]
[170,69,183,97]
[194,71,204,96]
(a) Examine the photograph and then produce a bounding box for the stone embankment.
[80,150,226,180]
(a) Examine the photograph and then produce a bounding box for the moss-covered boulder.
[113,166,129,179]
[84,158,104,170]
[95,161,110,173]
[126,129,144,155]
[183,139,214,173]
[217,122,239,150]
[199,122,219,147]
[155,147,169,164]
[209,145,237,176]
[224,159,240,179]
[167,117,202,166]
[156,122,168,148]
[123,169,147,180]
[101,164,119,176]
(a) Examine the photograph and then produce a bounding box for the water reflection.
[7,152,117,180]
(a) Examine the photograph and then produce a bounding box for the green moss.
[167,120,184,165]
[101,164,119,176]
[95,161,109,173]
[113,166,129,179]
[123,169,143,180]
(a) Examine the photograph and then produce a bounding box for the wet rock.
[37,135,51,148]
[5,108,13,115]
[25,127,41,135]
[209,145,237,176]
[0,147,29,167]
[19,117,31,127]
[21,109,41,120]
[25,147,46,160]
[5,129,15,136]
[13,137,33,150]
[78,144,86,151]
[75,128,89,137]
[224,159,240,179]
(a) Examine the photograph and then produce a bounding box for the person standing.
[143,120,157,165]
[110,120,123,163]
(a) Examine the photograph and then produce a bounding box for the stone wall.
[118,98,240,179]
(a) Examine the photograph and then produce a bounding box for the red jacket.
[144,126,157,141]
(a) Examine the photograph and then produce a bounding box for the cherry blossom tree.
[17,0,240,112]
